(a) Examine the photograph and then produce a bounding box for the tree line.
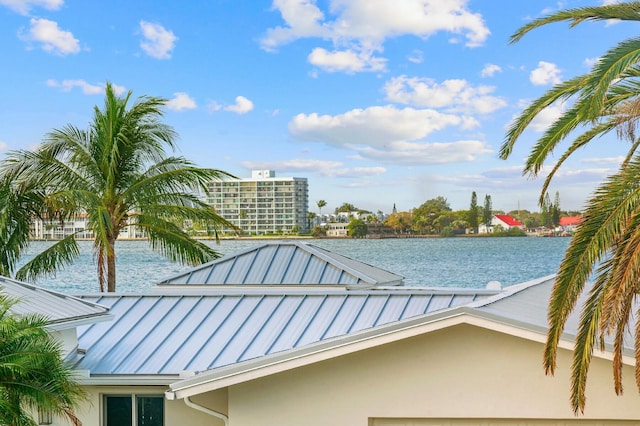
[314,190,578,238]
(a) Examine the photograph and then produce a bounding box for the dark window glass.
[137,396,164,426]
[105,396,132,426]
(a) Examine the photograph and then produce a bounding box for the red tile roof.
[559,216,582,226]
[494,214,523,227]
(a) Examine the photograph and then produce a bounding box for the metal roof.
[75,286,496,376]
[157,241,404,287]
[472,275,635,352]
[0,276,111,328]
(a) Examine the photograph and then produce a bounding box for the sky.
[0,0,636,214]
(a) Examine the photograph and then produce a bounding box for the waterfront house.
[479,214,525,233]
[559,215,583,233]
[3,241,640,425]
[325,221,349,237]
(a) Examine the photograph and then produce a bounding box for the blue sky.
[0,0,635,214]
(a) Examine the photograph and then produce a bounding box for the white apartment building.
[206,170,309,235]
[30,214,145,240]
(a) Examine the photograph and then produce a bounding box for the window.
[103,395,164,426]
[38,408,52,425]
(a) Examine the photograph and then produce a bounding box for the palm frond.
[510,3,640,44]
[14,235,80,282]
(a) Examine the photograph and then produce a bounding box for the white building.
[326,222,348,237]
[30,214,144,240]
[205,170,309,235]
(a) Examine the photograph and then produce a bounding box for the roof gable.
[494,214,523,227]
[158,241,404,287]
[0,276,110,329]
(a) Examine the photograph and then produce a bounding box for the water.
[17,237,571,293]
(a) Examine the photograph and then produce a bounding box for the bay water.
[18,237,570,293]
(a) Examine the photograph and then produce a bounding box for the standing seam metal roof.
[75,288,495,375]
[0,276,110,327]
[157,241,404,287]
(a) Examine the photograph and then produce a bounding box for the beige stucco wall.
[220,324,640,426]
[46,385,228,426]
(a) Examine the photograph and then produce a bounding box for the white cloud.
[407,49,423,64]
[166,92,197,111]
[353,140,492,165]
[20,18,79,55]
[0,0,62,15]
[530,61,562,86]
[581,156,625,166]
[383,75,506,114]
[46,79,126,95]
[224,96,254,114]
[290,105,462,148]
[308,48,386,73]
[261,0,489,74]
[529,103,565,132]
[0,140,8,151]
[139,21,177,59]
[481,63,502,78]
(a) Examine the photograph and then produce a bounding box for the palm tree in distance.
[1,82,236,292]
[500,2,640,414]
[0,294,86,425]
[316,199,327,217]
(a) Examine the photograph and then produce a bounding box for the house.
[559,215,583,232]
[479,214,525,233]
[4,241,640,425]
[325,221,348,237]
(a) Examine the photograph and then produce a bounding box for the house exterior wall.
[47,386,228,426]
[205,171,309,235]
[222,324,640,426]
[326,222,348,237]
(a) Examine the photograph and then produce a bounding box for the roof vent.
[486,281,502,290]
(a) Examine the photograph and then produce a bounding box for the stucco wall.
[46,385,227,426]
[224,324,640,426]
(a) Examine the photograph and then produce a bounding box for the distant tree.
[482,194,493,230]
[384,211,412,234]
[335,202,357,213]
[347,218,368,238]
[307,212,316,230]
[412,196,451,234]
[541,192,553,228]
[552,191,561,227]
[316,200,327,216]
[467,191,479,232]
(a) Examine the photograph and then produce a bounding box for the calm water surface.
[18,237,570,293]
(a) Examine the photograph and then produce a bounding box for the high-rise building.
[206,170,309,235]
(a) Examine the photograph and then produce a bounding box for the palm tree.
[316,199,327,216]
[499,2,640,413]
[0,294,86,426]
[0,82,236,292]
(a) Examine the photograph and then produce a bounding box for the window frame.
[102,393,165,426]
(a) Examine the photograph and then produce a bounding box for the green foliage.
[334,202,358,214]
[487,226,527,237]
[0,294,86,426]
[482,194,492,228]
[467,191,479,231]
[439,226,454,237]
[412,196,452,234]
[346,218,368,238]
[0,82,236,292]
[501,1,640,413]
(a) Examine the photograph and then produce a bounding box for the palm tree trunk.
[107,237,117,292]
